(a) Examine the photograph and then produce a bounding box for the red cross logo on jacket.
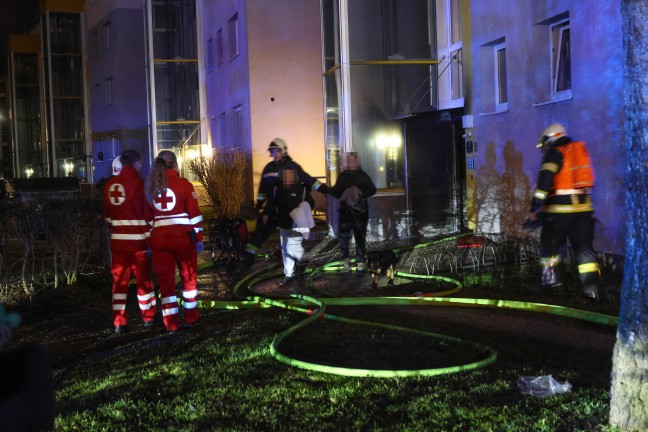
[154,189,176,212]
[109,184,126,205]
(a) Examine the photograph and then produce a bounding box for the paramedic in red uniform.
[103,149,157,334]
[526,123,600,300]
[146,150,203,332]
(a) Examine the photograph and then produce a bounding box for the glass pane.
[556,28,571,92]
[450,49,463,100]
[13,54,43,177]
[49,13,81,53]
[348,0,431,59]
[53,99,84,143]
[349,65,405,189]
[228,13,239,59]
[51,55,83,97]
[497,48,507,104]
[154,62,199,121]
[152,0,197,59]
[450,0,461,45]
[157,123,201,151]
[324,72,340,144]
[322,0,339,71]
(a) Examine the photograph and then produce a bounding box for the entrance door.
[404,116,465,234]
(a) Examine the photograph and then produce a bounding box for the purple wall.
[469,0,625,255]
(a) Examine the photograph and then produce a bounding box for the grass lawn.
[53,302,615,432]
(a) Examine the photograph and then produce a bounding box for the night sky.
[0,0,39,75]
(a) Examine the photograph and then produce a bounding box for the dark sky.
[0,0,40,75]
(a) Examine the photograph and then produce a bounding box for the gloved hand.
[522,212,543,231]
[196,241,204,252]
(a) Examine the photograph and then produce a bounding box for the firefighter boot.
[541,265,565,295]
[580,271,600,301]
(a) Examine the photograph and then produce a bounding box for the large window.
[150,0,201,152]
[12,53,43,178]
[46,12,86,178]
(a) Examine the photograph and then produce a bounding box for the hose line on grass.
[181,236,617,378]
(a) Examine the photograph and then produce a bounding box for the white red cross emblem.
[154,189,176,212]
[109,184,126,205]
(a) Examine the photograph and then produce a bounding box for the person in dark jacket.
[262,169,315,286]
[242,137,329,266]
[331,152,377,276]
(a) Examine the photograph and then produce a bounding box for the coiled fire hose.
[182,237,617,378]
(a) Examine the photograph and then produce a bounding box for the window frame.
[550,18,571,100]
[216,28,224,65]
[494,41,508,112]
[228,13,239,61]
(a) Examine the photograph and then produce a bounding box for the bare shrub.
[43,199,108,288]
[187,148,246,218]
[0,198,109,303]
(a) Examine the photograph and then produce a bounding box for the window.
[228,13,239,60]
[216,28,224,64]
[92,30,98,56]
[105,77,114,104]
[219,112,226,147]
[551,20,571,97]
[494,42,507,111]
[94,83,102,108]
[436,0,463,109]
[103,22,111,50]
[232,105,242,148]
[207,38,214,71]
[450,49,463,100]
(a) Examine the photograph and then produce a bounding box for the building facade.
[322,0,470,239]
[467,0,625,255]
[7,0,89,181]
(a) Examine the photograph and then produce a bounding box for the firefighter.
[146,150,203,332]
[526,123,600,299]
[242,137,329,266]
[103,150,157,334]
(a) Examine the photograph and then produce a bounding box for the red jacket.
[149,169,203,242]
[103,166,151,252]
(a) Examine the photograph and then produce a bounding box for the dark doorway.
[404,114,466,234]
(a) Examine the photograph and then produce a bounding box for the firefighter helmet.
[112,156,123,175]
[268,138,288,154]
[537,123,567,149]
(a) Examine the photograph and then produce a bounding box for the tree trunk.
[609,1,648,430]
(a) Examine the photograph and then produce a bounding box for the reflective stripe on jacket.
[103,166,151,252]
[149,169,203,242]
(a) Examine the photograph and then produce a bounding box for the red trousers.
[110,249,157,327]
[151,231,199,331]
